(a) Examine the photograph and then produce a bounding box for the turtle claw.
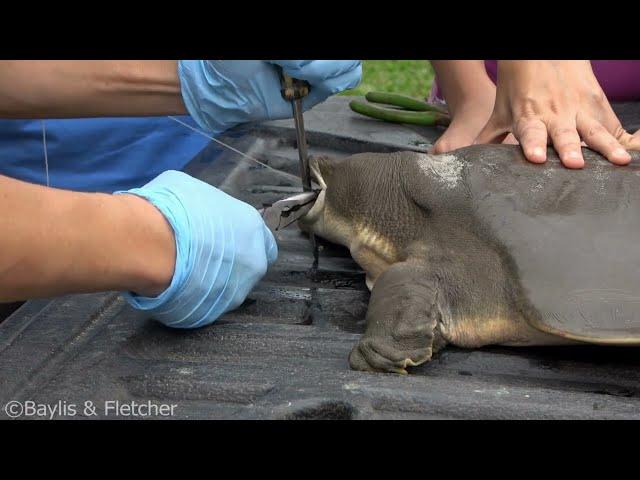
[348,261,445,375]
[348,338,432,375]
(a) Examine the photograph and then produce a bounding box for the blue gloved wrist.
[114,182,193,323]
[114,170,278,329]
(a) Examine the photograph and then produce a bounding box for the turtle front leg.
[349,261,446,375]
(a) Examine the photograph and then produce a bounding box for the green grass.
[340,60,435,99]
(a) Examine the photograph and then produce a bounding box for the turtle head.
[297,154,353,244]
[297,155,338,229]
[298,152,410,247]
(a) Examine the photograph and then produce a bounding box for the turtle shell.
[459,145,640,343]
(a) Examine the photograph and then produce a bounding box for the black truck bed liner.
[1,97,639,420]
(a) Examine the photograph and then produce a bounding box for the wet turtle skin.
[298,145,640,374]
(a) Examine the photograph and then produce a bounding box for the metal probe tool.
[277,68,319,267]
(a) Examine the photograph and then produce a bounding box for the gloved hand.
[178,60,362,134]
[115,170,278,329]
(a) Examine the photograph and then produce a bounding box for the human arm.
[0,60,186,118]
[0,171,277,329]
[430,60,515,153]
[0,173,175,301]
[0,60,362,134]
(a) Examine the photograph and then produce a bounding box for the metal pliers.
[259,190,318,234]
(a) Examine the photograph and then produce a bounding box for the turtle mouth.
[298,156,327,228]
[309,156,327,191]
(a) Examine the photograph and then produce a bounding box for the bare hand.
[475,60,640,168]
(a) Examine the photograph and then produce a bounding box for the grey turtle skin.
[298,144,640,375]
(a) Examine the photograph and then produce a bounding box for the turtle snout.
[308,155,328,190]
[297,188,326,233]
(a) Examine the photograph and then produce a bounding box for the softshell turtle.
[298,145,640,374]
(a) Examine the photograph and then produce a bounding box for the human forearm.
[429,60,511,153]
[0,175,175,301]
[430,60,495,113]
[0,60,187,118]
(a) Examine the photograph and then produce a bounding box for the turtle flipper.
[349,261,445,375]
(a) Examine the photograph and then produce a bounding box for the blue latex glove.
[178,60,362,134]
[115,170,278,329]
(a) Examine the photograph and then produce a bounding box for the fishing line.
[167,116,301,183]
[41,120,50,187]
[38,115,300,188]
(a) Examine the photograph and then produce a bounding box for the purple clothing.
[429,60,640,104]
